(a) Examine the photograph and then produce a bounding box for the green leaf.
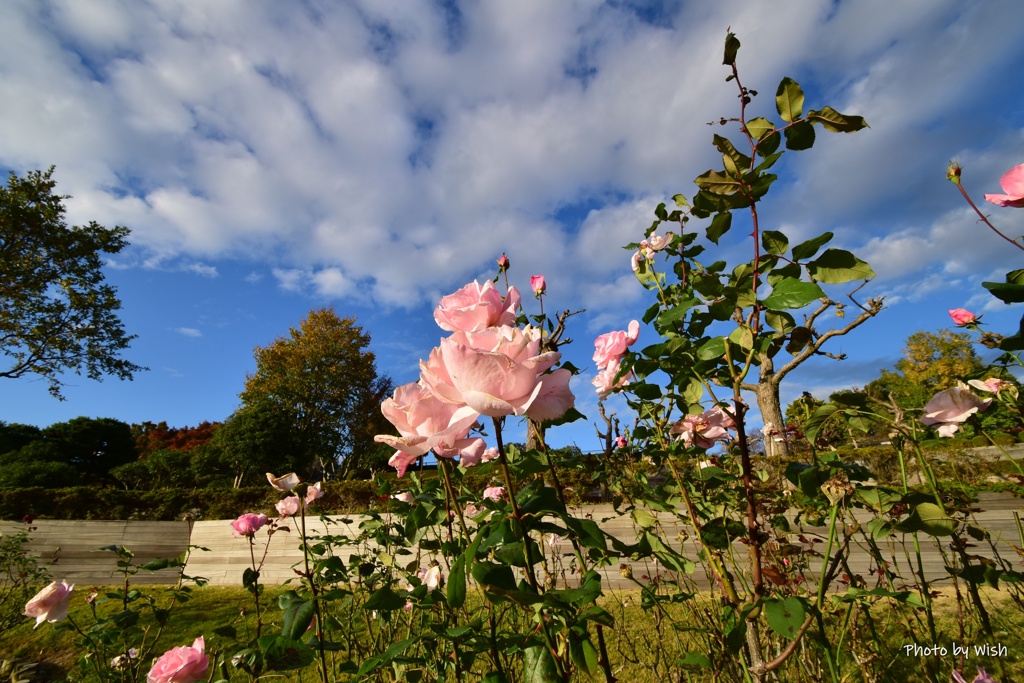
[786,327,812,354]
[631,508,658,529]
[807,106,868,133]
[677,652,713,670]
[524,645,561,683]
[723,31,740,66]
[807,249,875,283]
[804,404,839,444]
[757,131,782,157]
[764,597,806,639]
[775,77,805,123]
[761,230,789,255]
[762,278,825,310]
[447,554,466,609]
[706,211,733,244]
[784,121,815,150]
[363,586,408,612]
[632,382,662,400]
[982,281,1024,304]
[713,135,752,170]
[697,337,727,361]
[764,310,796,334]
[791,232,833,261]
[281,599,316,641]
[745,117,774,140]
[260,636,316,671]
[694,169,741,195]
[729,327,753,351]
[897,502,957,537]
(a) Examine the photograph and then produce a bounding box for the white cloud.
[2,0,1023,327]
[174,327,202,338]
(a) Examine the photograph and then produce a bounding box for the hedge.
[0,468,607,521]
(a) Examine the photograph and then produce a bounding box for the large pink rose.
[921,383,992,437]
[984,164,1024,208]
[429,326,574,420]
[670,407,735,449]
[23,580,73,628]
[231,513,269,537]
[593,321,640,369]
[147,637,209,683]
[593,357,632,399]
[433,281,521,332]
[374,381,480,459]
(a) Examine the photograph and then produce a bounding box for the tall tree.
[867,329,983,410]
[0,167,144,398]
[239,309,394,480]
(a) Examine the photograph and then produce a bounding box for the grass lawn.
[1,583,1022,682]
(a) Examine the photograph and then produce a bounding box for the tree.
[867,329,983,411]
[0,167,144,399]
[42,416,138,481]
[210,400,308,488]
[239,309,394,480]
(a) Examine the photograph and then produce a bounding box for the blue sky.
[2,0,1024,453]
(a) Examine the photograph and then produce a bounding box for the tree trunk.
[754,364,789,459]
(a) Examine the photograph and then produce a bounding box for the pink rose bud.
[948,308,978,326]
[497,253,510,272]
[615,435,627,449]
[23,580,74,628]
[946,161,961,184]
[146,637,209,683]
[231,513,269,537]
[531,275,546,297]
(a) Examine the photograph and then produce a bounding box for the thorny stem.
[492,416,566,681]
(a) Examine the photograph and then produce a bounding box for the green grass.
[2,584,1022,682]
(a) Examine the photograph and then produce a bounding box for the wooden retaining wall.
[3,492,1022,590]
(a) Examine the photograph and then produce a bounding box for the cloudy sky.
[2,0,1024,452]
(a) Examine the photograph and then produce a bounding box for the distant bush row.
[0,468,604,520]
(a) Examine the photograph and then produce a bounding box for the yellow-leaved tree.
[239,308,394,480]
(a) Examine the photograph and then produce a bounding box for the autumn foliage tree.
[239,309,394,480]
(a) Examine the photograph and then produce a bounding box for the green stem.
[300,500,330,683]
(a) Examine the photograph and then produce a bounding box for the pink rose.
[456,438,488,467]
[147,637,209,683]
[433,280,520,333]
[531,275,546,296]
[418,564,443,590]
[305,482,323,504]
[275,496,301,517]
[984,164,1024,208]
[968,377,1012,394]
[388,450,420,478]
[593,357,633,399]
[647,232,675,251]
[24,580,73,628]
[481,447,500,463]
[615,435,627,449]
[266,472,300,492]
[921,382,992,437]
[231,513,269,537]
[593,321,640,369]
[427,326,574,420]
[483,485,506,502]
[670,407,735,449]
[392,491,414,504]
[374,381,481,464]
[948,308,979,326]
